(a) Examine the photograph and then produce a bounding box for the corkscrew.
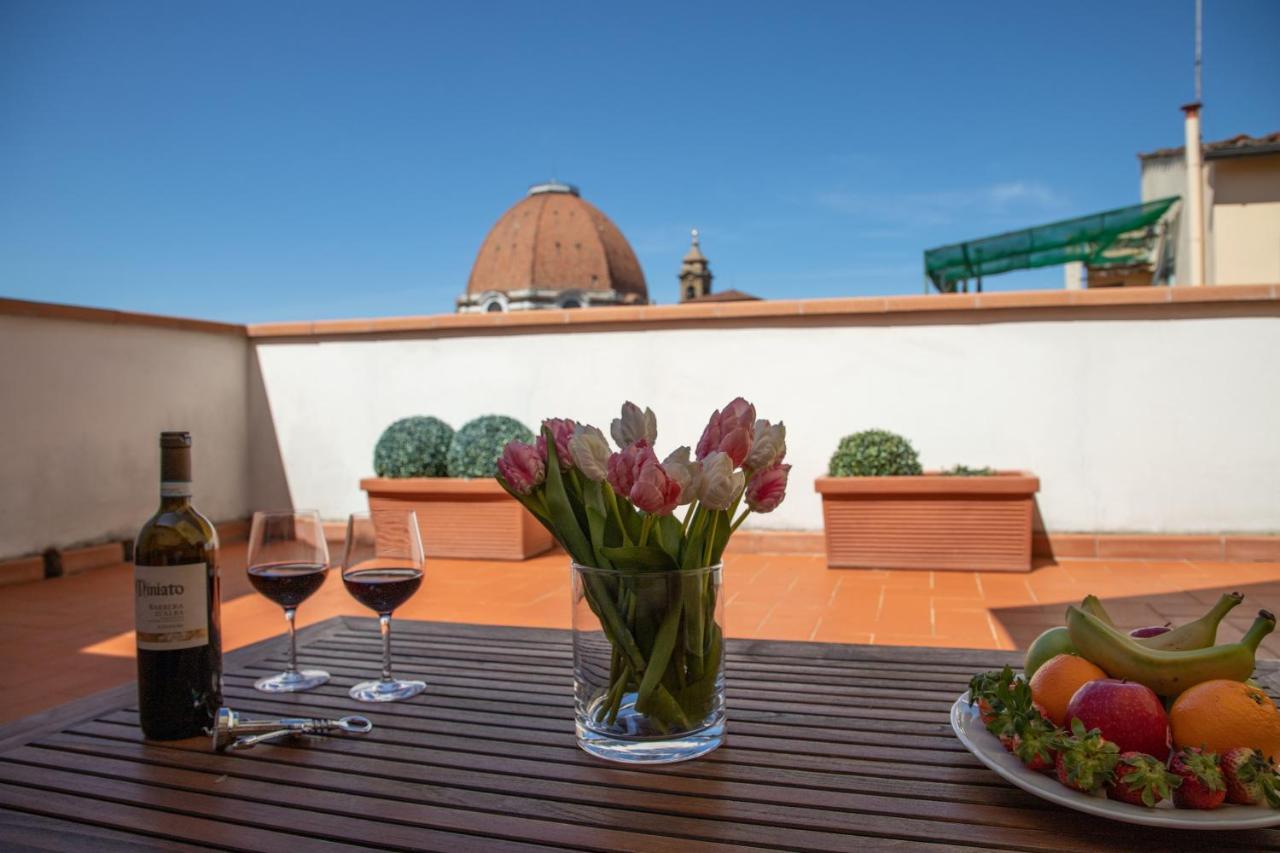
[209,707,373,751]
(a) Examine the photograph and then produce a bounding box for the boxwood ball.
[828,429,923,477]
[373,416,454,478]
[447,415,534,479]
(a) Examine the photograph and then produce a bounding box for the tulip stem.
[638,514,654,547]
[730,508,750,533]
[703,513,718,567]
[604,487,633,546]
[681,502,697,538]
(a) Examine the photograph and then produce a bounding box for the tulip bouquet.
[496,397,789,739]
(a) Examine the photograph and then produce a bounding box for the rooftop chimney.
[1182,102,1206,286]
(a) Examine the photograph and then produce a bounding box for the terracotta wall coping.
[0,297,244,336]
[360,477,509,496]
[815,472,1040,496]
[4,286,1275,341]
[247,284,1279,339]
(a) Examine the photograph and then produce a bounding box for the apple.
[1129,625,1172,638]
[1065,679,1171,759]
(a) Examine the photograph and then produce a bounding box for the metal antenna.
[1194,0,1203,102]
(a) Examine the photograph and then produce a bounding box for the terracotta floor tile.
[875,594,933,635]
[809,621,874,645]
[933,607,998,645]
[976,574,1035,605]
[929,571,982,599]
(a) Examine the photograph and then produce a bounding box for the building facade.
[1140,132,1280,286]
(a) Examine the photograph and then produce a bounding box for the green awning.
[924,196,1179,293]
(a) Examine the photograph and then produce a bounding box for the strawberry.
[1012,716,1061,774]
[1170,747,1227,810]
[1054,718,1120,793]
[1221,747,1280,807]
[968,667,1015,725]
[1107,751,1181,807]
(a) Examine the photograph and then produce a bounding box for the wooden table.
[2,617,1278,851]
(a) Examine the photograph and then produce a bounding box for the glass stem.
[380,613,393,682]
[285,608,298,674]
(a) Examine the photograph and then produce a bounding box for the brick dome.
[461,183,647,311]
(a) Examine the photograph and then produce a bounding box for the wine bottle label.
[160,481,192,498]
[134,562,209,650]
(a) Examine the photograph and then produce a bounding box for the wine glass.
[246,510,331,692]
[341,510,426,702]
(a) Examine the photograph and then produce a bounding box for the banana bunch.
[1081,591,1242,651]
[1065,601,1274,698]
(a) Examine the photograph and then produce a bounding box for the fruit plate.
[951,692,1280,830]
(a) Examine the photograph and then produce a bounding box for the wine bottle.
[134,431,222,739]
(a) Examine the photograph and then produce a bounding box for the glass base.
[577,696,725,764]
[349,677,426,702]
[254,669,330,693]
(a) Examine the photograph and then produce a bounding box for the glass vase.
[571,561,725,764]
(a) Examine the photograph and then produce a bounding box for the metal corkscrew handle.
[209,707,374,751]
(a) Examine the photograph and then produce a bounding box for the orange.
[1170,679,1280,758]
[1028,653,1107,727]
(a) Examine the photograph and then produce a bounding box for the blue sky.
[2,1,1277,322]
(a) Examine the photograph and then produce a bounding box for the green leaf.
[708,509,733,565]
[581,480,614,570]
[636,595,682,710]
[614,497,644,543]
[540,427,592,565]
[655,514,683,564]
[600,545,677,572]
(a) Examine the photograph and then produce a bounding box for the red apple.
[1065,679,1171,760]
[1129,625,1171,638]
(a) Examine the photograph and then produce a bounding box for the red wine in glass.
[248,561,328,608]
[343,566,423,614]
[246,510,331,693]
[342,510,427,702]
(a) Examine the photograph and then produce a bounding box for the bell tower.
[678,228,713,302]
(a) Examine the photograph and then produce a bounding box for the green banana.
[1065,605,1275,697]
[1080,592,1243,651]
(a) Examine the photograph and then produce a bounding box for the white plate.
[950,692,1280,830]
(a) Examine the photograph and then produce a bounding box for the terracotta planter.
[814,471,1040,572]
[360,477,554,561]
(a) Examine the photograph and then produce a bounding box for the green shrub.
[943,464,995,477]
[447,415,534,478]
[828,429,923,477]
[373,416,454,478]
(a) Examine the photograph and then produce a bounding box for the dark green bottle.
[133,431,222,740]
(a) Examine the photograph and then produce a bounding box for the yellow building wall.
[1210,153,1280,284]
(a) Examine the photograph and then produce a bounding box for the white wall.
[0,313,254,559]
[255,311,1280,534]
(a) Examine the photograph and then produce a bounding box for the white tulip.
[697,451,745,511]
[569,424,611,482]
[744,419,787,470]
[610,401,657,449]
[663,446,702,505]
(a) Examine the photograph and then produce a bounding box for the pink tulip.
[745,463,791,513]
[696,397,756,466]
[536,417,577,469]
[629,457,682,515]
[497,441,546,495]
[607,438,656,497]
